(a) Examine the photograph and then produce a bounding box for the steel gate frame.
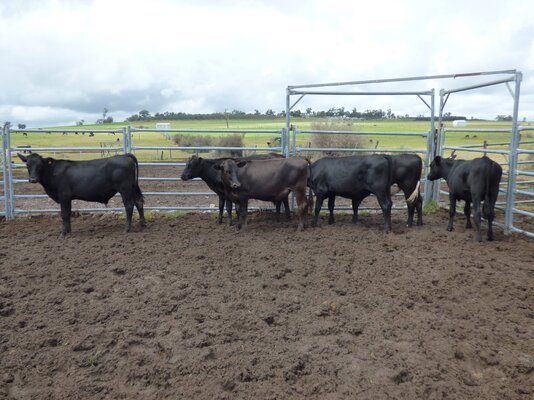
[3,126,284,218]
[1,125,10,218]
[435,71,529,235]
[285,76,437,205]
[284,70,532,236]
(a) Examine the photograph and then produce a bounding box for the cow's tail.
[482,159,498,218]
[406,181,421,204]
[126,153,144,201]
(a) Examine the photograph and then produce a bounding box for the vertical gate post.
[424,89,436,205]
[504,71,522,233]
[1,125,11,219]
[126,125,133,153]
[432,89,446,203]
[5,125,15,219]
[282,127,290,157]
[122,127,128,154]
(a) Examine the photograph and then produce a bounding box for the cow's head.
[17,153,53,183]
[214,159,246,190]
[181,155,202,181]
[427,156,450,181]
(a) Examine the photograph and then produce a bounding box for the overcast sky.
[1,0,534,127]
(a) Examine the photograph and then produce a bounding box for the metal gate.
[2,126,284,219]
[2,70,533,238]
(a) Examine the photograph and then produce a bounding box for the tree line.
[125,107,469,122]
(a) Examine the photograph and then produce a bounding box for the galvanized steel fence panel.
[4,126,285,218]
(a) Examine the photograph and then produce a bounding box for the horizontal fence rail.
[3,127,287,219]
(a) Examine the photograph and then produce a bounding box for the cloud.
[1,0,534,127]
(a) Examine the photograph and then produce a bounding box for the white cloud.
[1,0,533,126]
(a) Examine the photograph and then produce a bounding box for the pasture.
[0,211,532,399]
[8,118,531,164]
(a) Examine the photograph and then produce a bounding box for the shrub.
[309,121,368,159]
[212,134,245,158]
[173,134,213,153]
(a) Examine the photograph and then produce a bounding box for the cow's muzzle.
[231,182,241,189]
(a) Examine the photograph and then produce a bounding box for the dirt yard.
[0,210,533,400]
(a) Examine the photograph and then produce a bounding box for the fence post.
[122,127,128,154]
[282,127,290,157]
[504,71,522,233]
[1,125,10,219]
[5,125,15,219]
[423,89,436,205]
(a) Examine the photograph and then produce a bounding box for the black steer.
[350,154,423,227]
[309,155,393,232]
[18,153,145,236]
[392,154,423,227]
[181,154,289,225]
[427,155,502,242]
[214,157,311,231]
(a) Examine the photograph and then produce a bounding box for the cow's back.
[57,155,137,202]
[310,155,390,197]
[238,157,309,201]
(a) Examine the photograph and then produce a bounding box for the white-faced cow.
[308,155,393,233]
[427,155,502,242]
[18,153,145,236]
[181,154,290,225]
[214,157,312,231]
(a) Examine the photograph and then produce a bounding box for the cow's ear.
[17,153,28,163]
[44,157,55,166]
[213,164,223,170]
[434,156,441,164]
[236,161,247,168]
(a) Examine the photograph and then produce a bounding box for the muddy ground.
[0,208,532,400]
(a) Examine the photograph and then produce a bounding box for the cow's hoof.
[447,227,454,232]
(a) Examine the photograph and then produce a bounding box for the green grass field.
[6,118,533,164]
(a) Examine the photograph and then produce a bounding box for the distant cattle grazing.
[181,154,289,225]
[17,153,145,236]
[214,157,311,231]
[427,155,502,242]
[308,155,393,232]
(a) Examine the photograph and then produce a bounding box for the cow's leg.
[484,199,495,241]
[447,195,456,232]
[327,195,336,225]
[376,193,392,233]
[236,200,248,230]
[294,189,308,231]
[134,186,146,228]
[406,191,415,227]
[283,197,291,220]
[239,200,249,231]
[352,198,362,224]
[274,201,282,222]
[471,197,483,242]
[60,201,72,236]
[121,193,135,232]
[464,202,472,229]
[312,194,325,227]
[226,199,234,226]
[415,194,423,226]
[217,195,225,224]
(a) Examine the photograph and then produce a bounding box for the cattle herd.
[17,150,502,242]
